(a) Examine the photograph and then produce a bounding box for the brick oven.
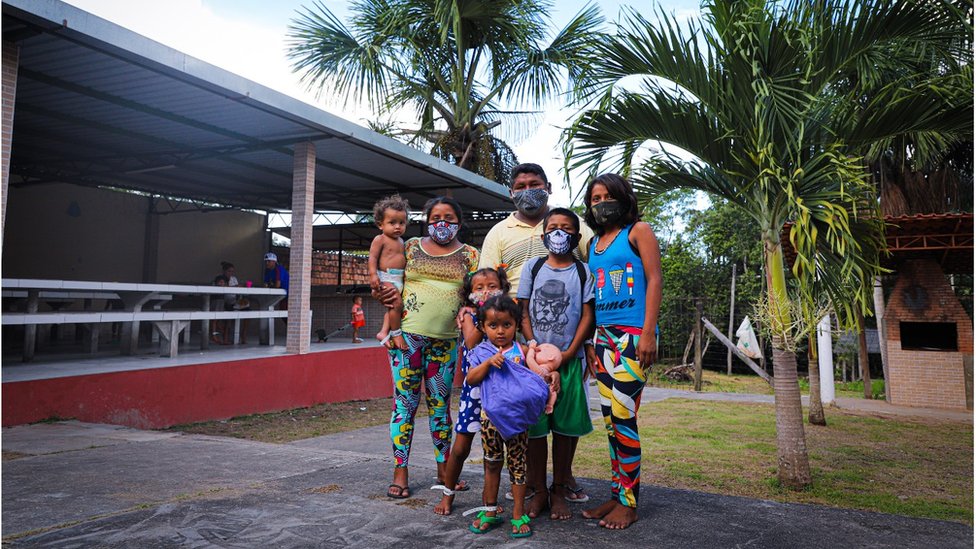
[885,259,973,409]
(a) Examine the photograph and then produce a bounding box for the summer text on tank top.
[588,224,647,328]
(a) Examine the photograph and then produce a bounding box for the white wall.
[2,184,267,284]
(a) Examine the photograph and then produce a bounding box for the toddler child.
[368,194,409,350]
[350,296,365,343]
[433,267,510,516]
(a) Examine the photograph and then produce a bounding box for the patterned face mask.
[468,288,503,307]
[512,188,549,216]
[427,220,460,244]
[591,200,623,226]
[542,228,579,255]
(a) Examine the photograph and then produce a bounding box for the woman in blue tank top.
[581,173,662,530]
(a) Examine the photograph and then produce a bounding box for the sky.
[61,0,702,212]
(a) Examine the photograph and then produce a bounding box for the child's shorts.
[481,415,528,485]
[378,268,404,291]
[351,320,365,328]
[527,356,594,438]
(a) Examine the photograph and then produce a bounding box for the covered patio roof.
[781,212,974,275]
[2,0,513,215]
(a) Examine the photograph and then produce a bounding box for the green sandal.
[469,510,503,534]
[510,514,532,538]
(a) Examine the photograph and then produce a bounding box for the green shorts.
[528,356,594,438]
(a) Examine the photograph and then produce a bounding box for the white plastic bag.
[735,316,761,359]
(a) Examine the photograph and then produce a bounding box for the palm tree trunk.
[807,334,826,426]
[765,239,812,488]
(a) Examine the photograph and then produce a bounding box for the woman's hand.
[637,329,657,369]
[584,344,599,380]
[372,284,400,309]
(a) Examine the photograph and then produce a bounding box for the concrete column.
[287,141,315,354]
[2,41,20,249]
[817,313,836,405]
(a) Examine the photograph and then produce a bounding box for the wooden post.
[694,299,703,391]
[702,316,773,384]
[727,262,737,375]
[682,329,695,366]
[856,308,872,399]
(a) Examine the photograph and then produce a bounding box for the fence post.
[694,299,703,391]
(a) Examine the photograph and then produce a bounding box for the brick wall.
[272,248,370,287]
[311,251,369,286]
[885,259,973,410]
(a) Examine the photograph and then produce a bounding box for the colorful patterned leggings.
[389,332,457,468]
[594,325,647,508]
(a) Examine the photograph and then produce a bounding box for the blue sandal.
[510,514,532,538]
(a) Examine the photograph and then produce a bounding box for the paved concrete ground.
[3,390,972,549]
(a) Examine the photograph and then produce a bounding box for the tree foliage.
[564,0,969,488]
[286,0,604,184]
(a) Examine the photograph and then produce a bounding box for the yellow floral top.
[401,238,480,339]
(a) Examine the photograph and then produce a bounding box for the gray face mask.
[591,200,623,226]
[512,188,548,216]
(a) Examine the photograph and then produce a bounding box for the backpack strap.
[530,256,589,308]
[529,256,546,289]
[573,259,588,305]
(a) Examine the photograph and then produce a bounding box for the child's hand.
[488,352,505,369]
[455,306,475,329]
[369,274,381,291]
[584,345,599,380]
[560,350,574,368]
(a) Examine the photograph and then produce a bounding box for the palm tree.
[564,0,966,488]
[286,0,603,184]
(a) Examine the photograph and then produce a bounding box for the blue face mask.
[427,220,460,244]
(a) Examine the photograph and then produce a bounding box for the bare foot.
[548,485,572,520]
[392,334,408,351]
[376,330,388,343]
[525,487,549,518]
[599,502,638,530]
[582,499,617,520]
[433,493,454,515]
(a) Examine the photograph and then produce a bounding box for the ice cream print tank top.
[588,224,647,328]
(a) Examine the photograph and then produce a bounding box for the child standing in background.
[368,195,410,350]
[350,296,366,344]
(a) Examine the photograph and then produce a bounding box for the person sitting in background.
[263,252,289,309]
[221,261,250,344]
[212,274,230,345]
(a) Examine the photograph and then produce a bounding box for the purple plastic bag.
[467,341,548,440]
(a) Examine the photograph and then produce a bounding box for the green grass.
[575,399,973,525]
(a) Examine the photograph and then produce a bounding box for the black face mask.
[591,200,623,226]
